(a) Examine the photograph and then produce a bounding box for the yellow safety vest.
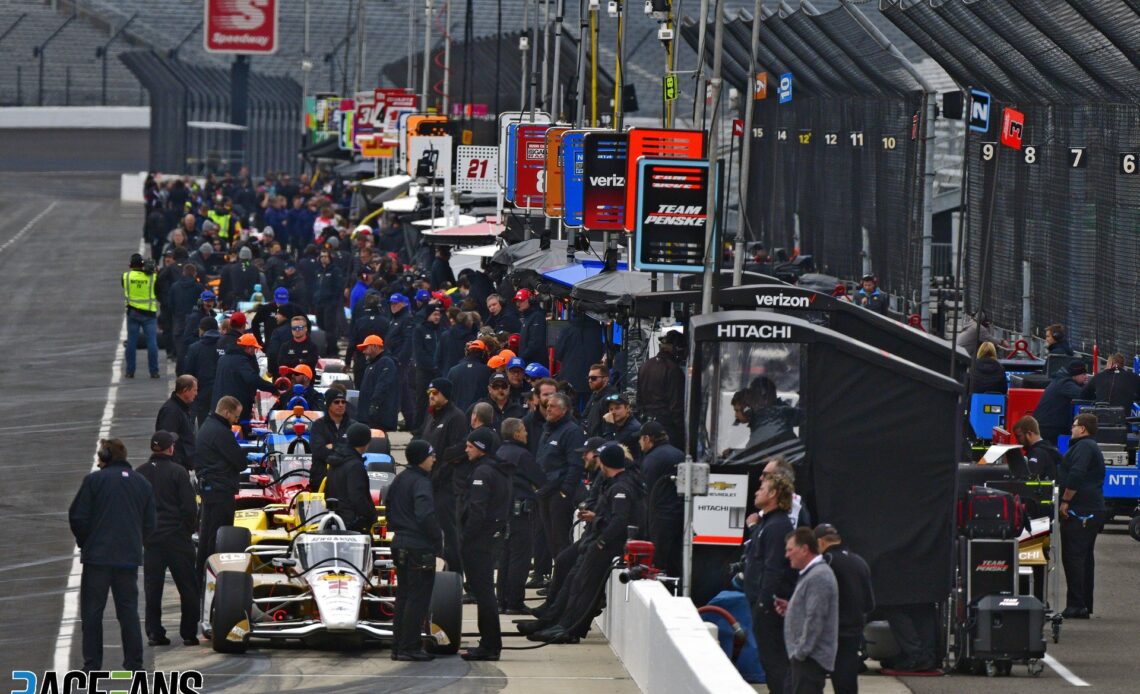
[207,209,236,240]
[122,269,156,313]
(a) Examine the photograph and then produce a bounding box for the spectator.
[448,340,494,411]
[211,332,275,421]
[853,274,887,315]
[181,317,223,424]
[195,397,246,577]
[536,393,587,562]
[742,473,796,694]
[638,421,684,580]
[277,315,320,373]
[637,331,687,447]
[486,293,521,334]
[355,335,399,432]
[325,423,379,532]
[69,438,156,671]
[815,524,873,694]
[310,389,356,492]
[1081,352,1140,409]
[421,378,469,573]
[601,393,642,458]
[496,418,543,613]
[554,314,604,403]
[514,289,547,366]
[582,363,618,437]
[779,527,839,694]
[968,342,1007,396]
[1057,412,1106,620]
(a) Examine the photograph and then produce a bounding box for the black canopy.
[569,269,654,310]
[689,311,963,607]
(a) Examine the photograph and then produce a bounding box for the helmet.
[524,363,550,379]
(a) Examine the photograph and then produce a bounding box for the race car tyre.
[216,526,252,555]
[1128,516,1140,542]
[428,570,462,655]
[211,570,253,654]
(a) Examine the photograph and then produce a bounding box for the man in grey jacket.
[777,527,838,694]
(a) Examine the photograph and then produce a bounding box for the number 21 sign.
[455,145,498,194]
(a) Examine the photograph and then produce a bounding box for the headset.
[97,441,112,464]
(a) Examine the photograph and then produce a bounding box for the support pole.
[541,0,551,112]
[421,0,433,109]
[734,1,763,287]
[1022,260,1031,338]
[700,0,723,316]
[575,0,588,127]
[230,55,250,174]
[552,0,565,119]
[442,0,451,114]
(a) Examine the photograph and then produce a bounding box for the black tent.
[687,311,962,608]
[635,284,969,375]
[570,269,653,311]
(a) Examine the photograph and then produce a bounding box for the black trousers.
[144,539,200,641]
[555,544,617,636]
[435,490,462,574]
[541,542,582,611]
[789,657,827,694]
[649,512,683,579]
[398,365,416,428]
[532,519,552,578]
[752,605,789,694]
[497,511,534,609]
[393,548,436,654]
[1061,515,1102,613]
[196,497,236,580]
[538,492,575,560]
[462,537,503,654]
[81,564,144,671]
[831,634,861,694]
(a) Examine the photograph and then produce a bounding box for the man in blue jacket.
[356,334,399,432]
[195,396,247,578]
[514,289,548,366]
[1058,412,1107,619]
[386,293,417,428]
[69,438,156,671]
[536,393,586,560]
[1034,362,1091,443]
[212,332,275,429]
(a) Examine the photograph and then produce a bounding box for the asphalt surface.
[2,172,1135,692]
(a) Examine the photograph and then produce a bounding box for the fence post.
[65,65,71,105]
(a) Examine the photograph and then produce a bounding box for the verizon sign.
[205,0,279,54]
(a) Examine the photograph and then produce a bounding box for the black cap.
[346,422,372,448]
[1068,362,1087,377]
[130,253,145,268]
[813,523,841,541]
[405,439,434,467]
[598,444,626,469]
[467,427,497,453]
[659,331,685,346]
[575,436,608,454]
[151,430,178,451]
[324,390,347,407]
[639,420,667,440]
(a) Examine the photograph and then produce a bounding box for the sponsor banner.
[582,132,629,232]
[205,0,279,54]
[633,157,717,272]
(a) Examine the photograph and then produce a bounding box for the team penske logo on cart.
[716,324,793,340]
[642,204,706,226]
[755,293,813,309]
[976,560,1010,572]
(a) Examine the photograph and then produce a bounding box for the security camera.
[657,26,673,41]
[607,0,619,18]
[519,36,530,51]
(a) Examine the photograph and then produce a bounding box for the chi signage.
[205,0,279,54]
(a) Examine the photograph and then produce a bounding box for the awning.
[361,174,412,190]
[541,260,630,289]
[456,244,501,258]
[413,215,482,230]
[384,196,419,213]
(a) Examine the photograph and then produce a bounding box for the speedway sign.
[633,158,718,273]
[204,0,279,54]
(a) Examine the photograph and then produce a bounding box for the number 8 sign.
[456,145,499,194]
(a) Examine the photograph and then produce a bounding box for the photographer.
[123,253,160,378]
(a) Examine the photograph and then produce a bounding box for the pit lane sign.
[633,158,717,273]
[205,0,279,54]
[624,128,705,231]
[582,132,629,232]
[456,145,498,194]
[514,123,552,210]
[692,473,748,545]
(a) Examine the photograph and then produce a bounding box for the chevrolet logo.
[708,481,737,491]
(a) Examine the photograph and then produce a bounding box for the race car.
[203,506,462,654]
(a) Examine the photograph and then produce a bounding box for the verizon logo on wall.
[205,0,279,54]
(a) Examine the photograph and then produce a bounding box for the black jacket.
[325,446,378,532]
[968,357,1008,396]
[69,460,156,567]
[640,442,685,518]
[602,416,642,458]
[385,309,415,365]
[1080,366,1140,409]
[435,323,474,376]
[212,344,273,416]
[137,453,197,545]
[742,509,796,609]
[310,412,355,492]
[518,305,548,365]
[1024,439,1060,480]
[277,335,320,373]
[155,394,197,470]
[1059,436,1107,517]
[423,402,469,496]
[460,453,513,544]
[637,352,686,444]
[536,414,587,498]
[195,412,247,501]
[347,305,391,369]
[467,397,527,433]
[823,544,875,637]
[313,263,344,306]
[583,384,618,438]
[387,465,442,553]
[182,331,223,413]
[169,276,203,338]
[581,469,644,554]
[1033,376,1084,440]
[413,316,442,371]
[430,256,456,289]
[219,261,262,308]
[447,357,493,411]
[487,307,522,335]
[357,352,399,431]
[498,439,543,504]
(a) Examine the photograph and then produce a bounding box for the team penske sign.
[205,0,279,54]
[632,158,717,273]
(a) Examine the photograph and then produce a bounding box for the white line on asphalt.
[1044,654,1091,687]
[204,674,627,680]
[0,201,58,255]
[52,272,130,673]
